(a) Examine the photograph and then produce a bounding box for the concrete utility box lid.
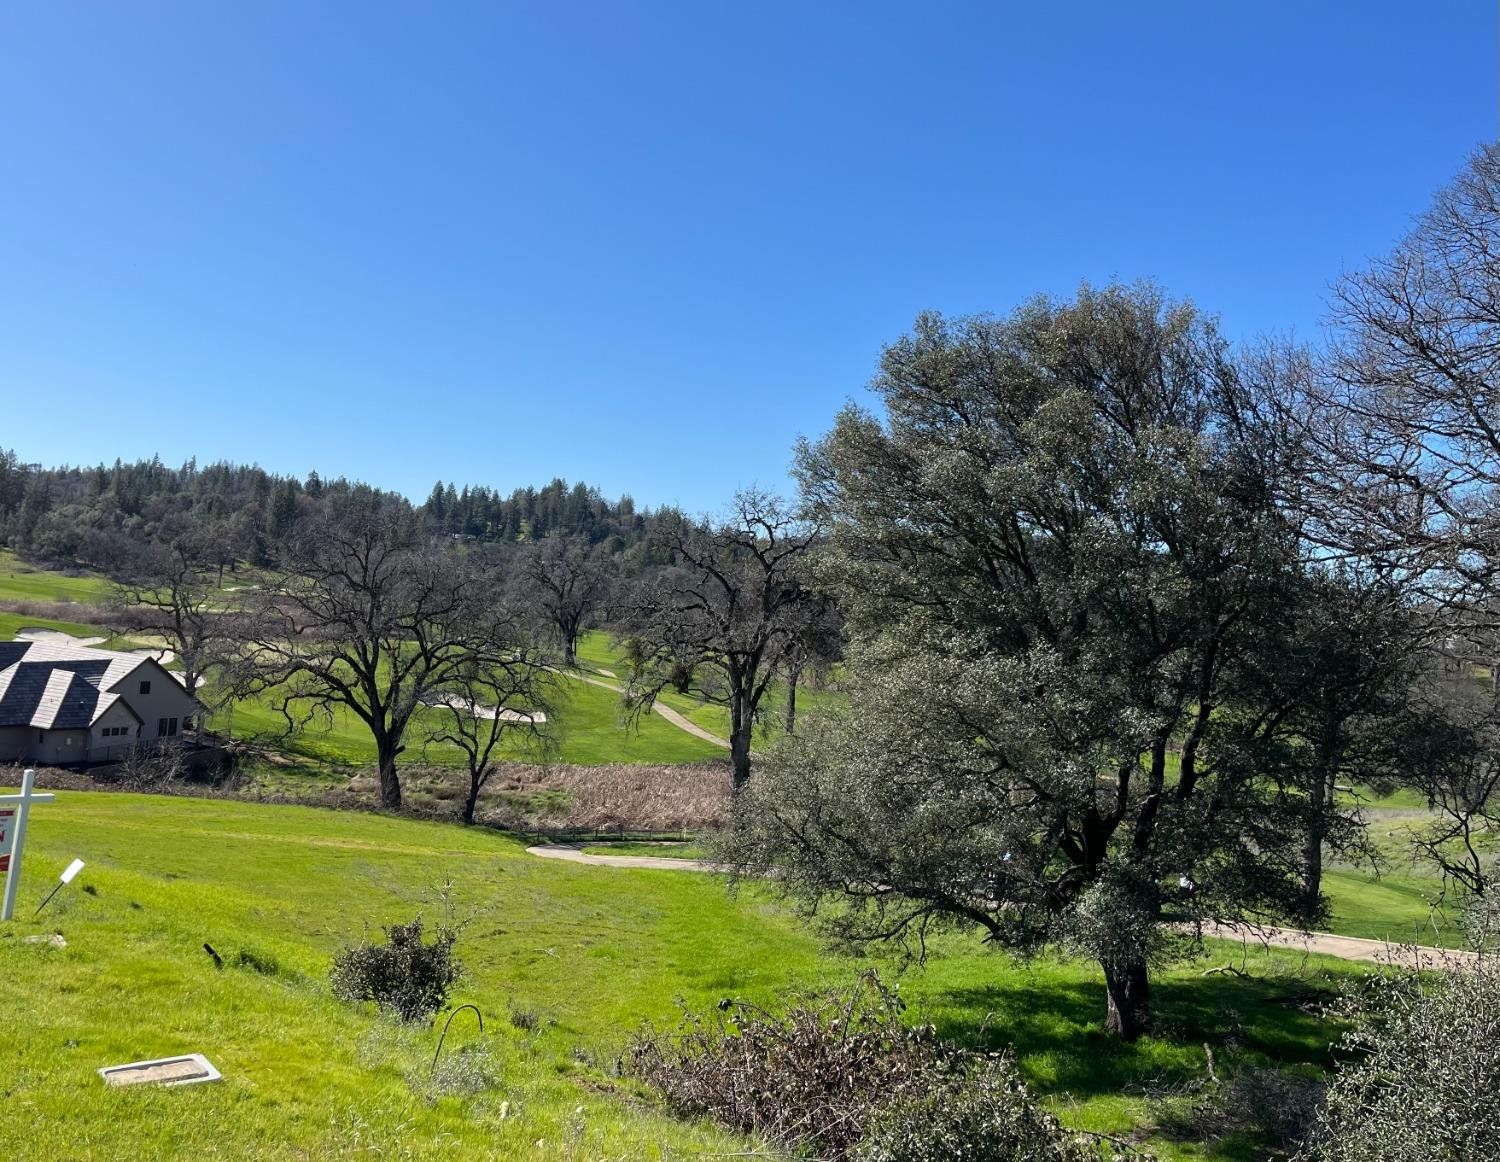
[99,1053,221,1088]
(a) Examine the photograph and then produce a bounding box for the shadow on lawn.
[918,968,1342,1099]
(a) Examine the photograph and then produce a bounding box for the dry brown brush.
[624,972,1114,1161]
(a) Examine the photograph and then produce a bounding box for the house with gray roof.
[0,639,202,766]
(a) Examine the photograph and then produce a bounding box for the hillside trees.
[721,285,1394,1039]
[240,497,529,808]
[110,534,238,701]
[1304,143,1500,893]
[519,534,615,666]
[424,617,556,825]
[623,490,823,790]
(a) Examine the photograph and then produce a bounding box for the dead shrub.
[113,744,189,789]
[474,761,733,832]
[624,972,1108,1161]
[1155,1063,1323,1155]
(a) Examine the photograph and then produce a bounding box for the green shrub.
[330,917,461,1022]
[1307,952,1500,1162]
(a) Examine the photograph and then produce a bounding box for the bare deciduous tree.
[424,625,556,825]
[1304,144,1500,894]
[111,537,233,703]
[519,534,613,667]
[623,489,821,790]
[1312,143,1500,613]
[242,502,513,809]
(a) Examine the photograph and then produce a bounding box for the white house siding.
[0,726,29,762]
[32,727,86,766]
[109,661,199,740]
[87,701,141,763]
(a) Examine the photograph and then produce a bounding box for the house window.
[140,680,151,695]
[159,717,178,738]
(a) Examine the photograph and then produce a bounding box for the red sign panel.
[0,807,13,873]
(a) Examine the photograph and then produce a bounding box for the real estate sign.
[0,808,13,873]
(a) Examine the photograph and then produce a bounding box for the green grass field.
[214,671,725,768]
[2,789,1366,1161]
[0,548,112,604]
[573,630,845,745]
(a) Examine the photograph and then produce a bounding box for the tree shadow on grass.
[913,965,1343,1100]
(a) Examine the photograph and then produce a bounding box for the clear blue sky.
[1,3,1494,512]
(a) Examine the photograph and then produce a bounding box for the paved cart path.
[562,670,731,748]
[528,844,728,872]
[526,845,1474,968]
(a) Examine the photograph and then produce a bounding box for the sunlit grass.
[2,789,1366,1160]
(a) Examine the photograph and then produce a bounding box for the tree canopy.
[722,284,1392,1037]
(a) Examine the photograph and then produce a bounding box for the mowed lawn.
[0,600,724,767]
[214,671,725,767]
[1,790,1366,1161]
[572,630,845,745]
[0,548,112,604]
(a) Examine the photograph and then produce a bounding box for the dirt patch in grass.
[397,761,733,833]
[16,754,735,836]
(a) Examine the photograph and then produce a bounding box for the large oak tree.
[242,498,520,808]
[721,284,1387,1038]
[623,489,822,790]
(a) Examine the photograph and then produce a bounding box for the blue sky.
[0,2,1494,512]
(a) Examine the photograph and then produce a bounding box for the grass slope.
[573,630,845,745]
[2,790,1365,1160]
[0,549,112,604]
[215,672,725,768]
[0,612,148,654]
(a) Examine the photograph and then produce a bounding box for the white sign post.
[1,769,55,921]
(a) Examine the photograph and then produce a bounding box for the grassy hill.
[2,788,1367,1161]
[0,553,728,767]
[0,548,112,604]
[214,671,725,768]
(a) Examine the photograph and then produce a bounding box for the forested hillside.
[0,450,652,571]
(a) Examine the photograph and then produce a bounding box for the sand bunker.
[16,627,107,647]
[427,693,547,724]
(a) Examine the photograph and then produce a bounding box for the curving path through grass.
[526,845,1475,968]
[564,669,731,748]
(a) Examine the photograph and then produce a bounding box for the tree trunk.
[1303,729,1339,913]
[730,689,752,791]
[462,778,479,825]
[784,662,801,736]
[1304,769,1328,913]
[1102,959,1151,1040]
[375,735,403,809]
[562,621,578,668]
